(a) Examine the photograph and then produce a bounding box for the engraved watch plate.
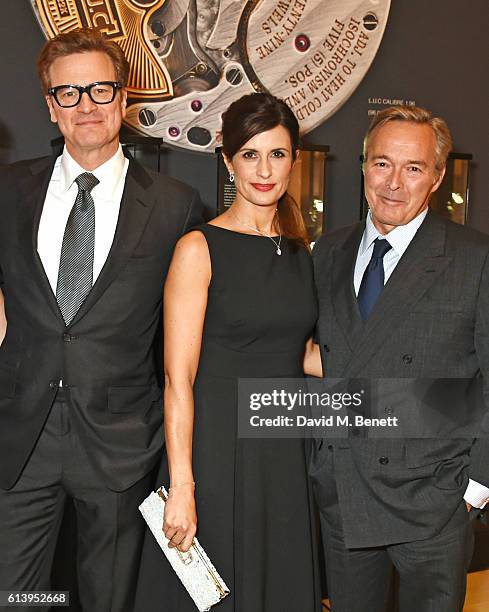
[31,0,391,153]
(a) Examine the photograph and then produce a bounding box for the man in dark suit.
[0,28,202,611]
[311,106,489,611]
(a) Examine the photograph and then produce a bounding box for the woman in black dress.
[136,93,322,611]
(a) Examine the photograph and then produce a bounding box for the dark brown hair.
[221,93,309,249]
[363,105,452,176]
[37,27,129,93]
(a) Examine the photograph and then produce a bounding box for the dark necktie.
[56,172,99,325]
[357,238,392,320]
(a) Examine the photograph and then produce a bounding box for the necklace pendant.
[276,247,282,255]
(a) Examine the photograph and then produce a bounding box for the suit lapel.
[68,159,155,326]
[330,223,365,350]
[18,156,64,322]
[346,212,452,376]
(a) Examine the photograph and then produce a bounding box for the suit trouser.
[0,393,153,612]
[312,447,474,612]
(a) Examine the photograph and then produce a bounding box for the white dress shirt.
[354,210,489,509]
[37,145,129,293]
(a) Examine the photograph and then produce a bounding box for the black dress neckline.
[204,223,281,240]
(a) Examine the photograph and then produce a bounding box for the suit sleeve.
[311,236,326,345]
[181,188,205,233]
[469,248,489,487]
[0,164,11,288]
[312,233,334,345]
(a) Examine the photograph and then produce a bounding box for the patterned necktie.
[357,238,392,320]
[56,172,99,325]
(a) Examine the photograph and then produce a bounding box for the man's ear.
[45,94,58,124]
[431,165,446,194]
[120,87,128,118]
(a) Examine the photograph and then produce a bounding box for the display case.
[429,153,471,224]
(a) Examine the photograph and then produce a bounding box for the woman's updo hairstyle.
[221,93,309,249]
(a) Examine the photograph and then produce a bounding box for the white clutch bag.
[138,486,230,612]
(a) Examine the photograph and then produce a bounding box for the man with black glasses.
[0,28,202,611]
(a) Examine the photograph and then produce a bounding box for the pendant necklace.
[230,209,282,255]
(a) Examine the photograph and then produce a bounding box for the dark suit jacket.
[0,154,202,491]
[312,210,489,547]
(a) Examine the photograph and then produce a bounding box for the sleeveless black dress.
[135,224,321,611]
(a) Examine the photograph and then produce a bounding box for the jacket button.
[49,381,58,389]
[385,407,393,415]
[402,354,412,364]
[379,456,389,465]
[327,444,333,451]
[323,344,330,352]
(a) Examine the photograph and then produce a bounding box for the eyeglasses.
[47,81,122,107]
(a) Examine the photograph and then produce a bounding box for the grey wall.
[1,1,488,232]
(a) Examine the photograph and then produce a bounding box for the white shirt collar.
[59,145,126,200]
[359,208,429,258]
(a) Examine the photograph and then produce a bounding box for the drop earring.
[229,172,235,183]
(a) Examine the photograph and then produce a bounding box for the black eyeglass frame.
[47,81,123,107]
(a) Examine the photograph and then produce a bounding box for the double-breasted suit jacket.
[0,154,202,492]
[312,210,489,548]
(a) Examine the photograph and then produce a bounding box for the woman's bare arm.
[162,231,211,552]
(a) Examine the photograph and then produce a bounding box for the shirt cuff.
[464,479,489,509]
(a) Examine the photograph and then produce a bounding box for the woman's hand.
[0,290,6,346]
[303,338,323,377]
[163,485,197,552]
